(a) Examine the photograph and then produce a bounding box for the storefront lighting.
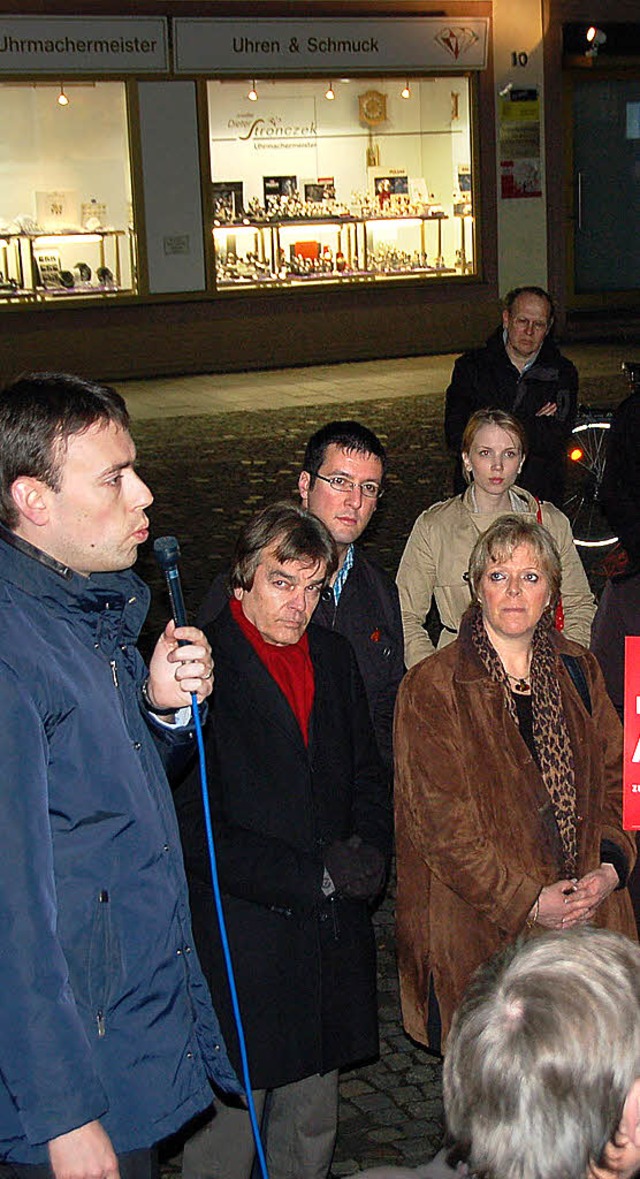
[325,81,335,101]
[401,80,411,99]
[213,224,255,235]
[247,80,258,102]
[34,234,102,246]
[367,218,423,228]
[586,26,607,56]
[282,223,343,232]
[57,84,69,107]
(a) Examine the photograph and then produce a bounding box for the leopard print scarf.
[470,605,577,877]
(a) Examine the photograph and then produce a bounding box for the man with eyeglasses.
[445,286,578,505]
[297,420,404,784]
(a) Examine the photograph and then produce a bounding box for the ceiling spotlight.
[247,79,258,102]
[586,26,607,56]
[57,84,69,107]
[401,80,411,99]
[325,81,335,100]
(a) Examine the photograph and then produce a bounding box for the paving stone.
[340,1079,376,1098]
[369,1127,404,1143]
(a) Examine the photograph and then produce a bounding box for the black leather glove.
[324,835,386,901]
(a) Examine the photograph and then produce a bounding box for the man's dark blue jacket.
[0,527,239,1164]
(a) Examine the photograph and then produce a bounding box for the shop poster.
[623,635,640,830]
[499,88,542,199]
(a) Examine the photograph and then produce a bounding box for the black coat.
[445,327,579,505]
[591,569,640,720]
[197,548,404,782]
[309,548,404,779]
[174,606,392,1090]
[602,390,640,562]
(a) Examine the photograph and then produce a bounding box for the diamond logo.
[434,26,480,60]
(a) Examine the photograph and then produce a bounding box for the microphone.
[153,535,188,633]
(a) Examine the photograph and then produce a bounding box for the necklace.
[506,672,531,694]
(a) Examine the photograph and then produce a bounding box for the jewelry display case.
[212,210,469,288]
[0,81,136,305]
[0,229,134,302]
[208,75,476,292]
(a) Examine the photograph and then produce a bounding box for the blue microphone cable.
[154,537,269,1179]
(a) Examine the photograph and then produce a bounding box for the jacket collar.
[452,607,492,685]
[486,325,561,373]
[0,523,150,643]
[0,522,74,579]
[461,483,538,516]
[213,603,311,752]
[453,605,569,686]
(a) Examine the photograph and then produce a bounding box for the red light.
[569,446,583,462]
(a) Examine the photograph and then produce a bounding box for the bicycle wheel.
[563,421,618,548]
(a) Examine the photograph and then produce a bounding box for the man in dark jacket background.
[297,420,404,782]
[176,502,392,1179]
[0,373,238,1179]
[601,374,640,565]
[445,286,578,505]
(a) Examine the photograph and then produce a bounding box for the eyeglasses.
[314,473,384,500]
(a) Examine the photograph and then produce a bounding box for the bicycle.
[564,405,616,549]
[563,360,640,550]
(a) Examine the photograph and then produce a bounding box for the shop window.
[207,76,475,290]
[0,82,136,303]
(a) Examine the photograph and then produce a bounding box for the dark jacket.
[591,569,640,720]
[175,605,392,1090]
[0,529,239,1165]
[310,548,404,778]
[601,390,640,561]
[394,612,636,1048]
[445,327,579,505]
[197,547,403,780]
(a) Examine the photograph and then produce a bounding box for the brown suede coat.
[394,616,637,1048]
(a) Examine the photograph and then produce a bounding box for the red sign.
[623,636,640,829]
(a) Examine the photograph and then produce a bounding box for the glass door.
[572,76,640,296]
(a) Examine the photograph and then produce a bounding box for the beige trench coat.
[396,485,596,668]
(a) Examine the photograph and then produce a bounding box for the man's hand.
[48,1120,119,1179]
[325,836,386,901]
[147,621,214,711]
[535,401,558,417]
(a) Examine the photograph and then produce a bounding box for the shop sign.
[173,18,489,74]
[0,17,168,74]
[623,635,640,830]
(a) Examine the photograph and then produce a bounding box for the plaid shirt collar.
[332,543,355,604]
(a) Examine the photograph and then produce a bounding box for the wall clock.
[358,90,387,127]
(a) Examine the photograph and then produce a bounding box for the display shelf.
[212,212,471,289]
[0,230,135,302]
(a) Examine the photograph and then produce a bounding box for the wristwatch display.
[207,73,475,291]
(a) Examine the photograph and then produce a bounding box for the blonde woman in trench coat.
[396,408,595,668]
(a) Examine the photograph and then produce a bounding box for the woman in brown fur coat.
[394,516,636,1051]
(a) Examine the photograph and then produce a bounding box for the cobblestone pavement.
[330,871,445,1176]
[134,369,629,1175]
